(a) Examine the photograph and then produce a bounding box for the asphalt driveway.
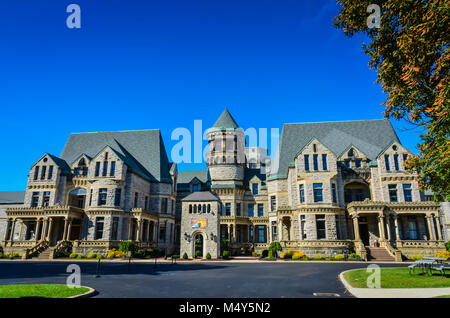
[0,261,403,298]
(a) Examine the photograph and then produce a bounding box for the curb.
[68,286,96,299]
[339,269,358,297]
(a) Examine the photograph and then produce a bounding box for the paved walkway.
[339,270,450,298]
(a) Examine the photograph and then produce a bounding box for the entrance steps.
[32,247,53,260]
[366,247,395,262]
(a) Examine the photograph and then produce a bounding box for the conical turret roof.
[212,108,239,129]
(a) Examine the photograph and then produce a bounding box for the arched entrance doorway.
[68,188,87,208]
[194,233,204,258]
[344,181,370,204]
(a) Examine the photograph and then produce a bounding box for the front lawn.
[0,284,89,298]
[343,267,450,288]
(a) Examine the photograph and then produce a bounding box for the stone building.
[1,109,448,261]
[1,130,179,258]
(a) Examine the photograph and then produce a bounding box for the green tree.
[334,0,449,200]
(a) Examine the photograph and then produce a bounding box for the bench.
[432,264,450,276]
[408,264,417,274]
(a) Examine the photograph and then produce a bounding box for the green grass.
[343,267,450,288]
[0,284,89,298]
[433,295,450,298]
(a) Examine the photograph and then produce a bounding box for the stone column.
[46,218,54,242]
[136,219,142,242]
[426,214,435,240]
[377,215,386,241]
[226,224,230,240]
[434,213,443,241]
[386,216,391,241]
[232,224,237,243]
[146,220,150,242]
[62,218,69,241]
[4,220,10,241]
[35,219,42,242]
[128,218,133,240]
[394,216,401,240]
[265,225,269,243]
[67,219,73,241]
[352,216,360,241]
[41,218,48,241]
[18,220,24,241]
[9,219,16,242]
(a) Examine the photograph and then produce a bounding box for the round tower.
[206,108,245,188]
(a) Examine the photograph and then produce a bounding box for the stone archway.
[192,231,206,258]
[67,188,87,208]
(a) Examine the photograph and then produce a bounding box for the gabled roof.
[181,191,219,202]
[269,119,401,180]
[0,191,25,204]
[177,170,210,184]
[60,129,172,182]
[212,108,239,129]
[244,168,266,188]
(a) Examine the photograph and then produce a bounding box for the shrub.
[8,252,20,259]
[87,253,97,259]
[107,248,127,258]
[348,253,360,260]
[314,254,323,260]
[69,253,78,259]
[325,256,334,261]
[119,241,136,254]
[222,250,230,259]
[96,254,104,260]
[293,251,305,259]
[292,253,301,260]
[76,254,85,259]
[303,255,311,260]
[435,251,450,260]
[268,242,282,257]
[411,254,423,260]
[171,254,180,259]
[182,252,188,259]
[261,249,269,258]
[446,241,450,252]
[195,250,202,258]
[206,253,211,259]
[0,252,5,259]
[267,250,276,259]
[107,252,115,259]
[334,254,345,261]
[252,251,259,257]
[281,251,289,259]
[134,250,146,259]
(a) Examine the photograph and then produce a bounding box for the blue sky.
[0,0,421,190]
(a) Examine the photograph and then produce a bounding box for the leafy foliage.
[334,0,450,199]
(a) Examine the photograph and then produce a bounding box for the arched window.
[189,205,192,213]
[198,204,202,213]
[194,205,197,213]
[348,149,354,157]
[207,204,211,213]
[203,204,206,213]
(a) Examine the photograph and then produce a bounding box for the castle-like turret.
[205,108,245,188]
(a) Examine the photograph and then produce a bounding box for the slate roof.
[177,170,210,184]
[181,191,219,202]
[244,169,267,188]
[60,129,172,182]
[0,191,25,204]
[212,108,239,129]
[269,119,401,180]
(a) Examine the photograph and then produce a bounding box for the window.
[95,162,100,177]
[193,205,197,213]
[248,204,254,217]
[110,161,116,176]
[355,189,363,201]
[94,217,104,240]
[271,221,277,241]
[102,161,108,177]
[300,215,306,240]
[41,166,46,180]
[111,217,119,240]
[252,183,259,195]
[189,205,192,213]
[161,198,168,213]
[316,214,326,239]
[225,203,231,216]
[335,215,341,240]
[144,196,148,210]
[299,184,305,203]
[304,155,310,171]
[134,192,138,208]
[355,159,361,168]
[33,166,39,180]
[394,154,399,171]
[313,183,323,202]
[74,168,81,176]
[332,183,337,203]
[313,154,318,171]
[48,166,53,179]
[257,203,264,217]
[344,160,350,169]
[403,154,408,163]
[384,155,390,171]
[42,191,50,207]
[159,223,166,242]
[114,189,121,206]
[348,149,354,157]
[403,184,412,202]
[31,192,39,207]
[207,204,211,213]
[313,144,317,152]
[82,167,88,176]
[89,189,93,206]
[322,154,327,170]
[236,203,241,216]
[192,184,200,192]
[344,189,351,203]
[257,226,266,243]
[98,188,107,206]
[388,184,397,202]
[270,196,276,212]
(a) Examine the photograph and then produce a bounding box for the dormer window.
[392,145,398,151]
[322,154,327,170]
[252,183,259,195]
[313,144,317,152]
[313,154,319,171]
[344,159,350,169]
[105,152,109,160]
[48,166,53,179]
[33,166,39,180]
[355,159,362,168]
[384,155,390,171]
[102,161,108,177]
[95,162,100,177]
[394,154,399,170]
[348,149,354,157]
[40,166,47,180]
